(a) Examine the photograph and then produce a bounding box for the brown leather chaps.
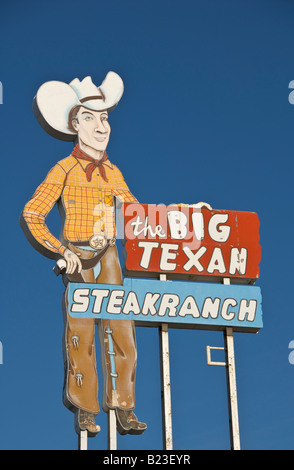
[63,244,137,415]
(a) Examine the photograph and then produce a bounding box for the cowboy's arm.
[20,164,68,260]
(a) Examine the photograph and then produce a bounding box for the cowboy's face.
[72,107,111,152]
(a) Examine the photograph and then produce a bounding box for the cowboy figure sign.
[20,72,148,436]
[20,71,212,438]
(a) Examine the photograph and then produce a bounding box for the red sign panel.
[122,203,261,283]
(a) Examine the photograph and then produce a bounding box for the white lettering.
[107,290,124,314]
[229,247,248,275]
[138,241,159,269]
[91,289,110,313]
[124,203,146,240]
[131,215,150,236]
[178,296,200,317]
[207,247,226,273]
[221,298,237,321]
[167,210,188,239]
[183,245,206,272]
[142,292,161,315]
[69,288,260,331]
[208,213,230,242]
[191,211,204,240]
[158,294,180,316]
[122,292,141,315]
[238,299,257,321]
[201,297,221,319]
[288,340,294,365]
[131,215,165,238]
[159,243,179,271]
[289,80,294,104]
[103,455,137,467]
[71,288,90,313]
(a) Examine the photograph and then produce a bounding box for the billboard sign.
[68,278,262,333]
[122,203,261,283]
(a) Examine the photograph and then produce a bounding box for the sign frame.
[120,203,261,285]
[67,277,263,334]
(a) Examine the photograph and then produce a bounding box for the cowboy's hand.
[63,249,82,274]
[191,202,212,210]
[178,202,212,210]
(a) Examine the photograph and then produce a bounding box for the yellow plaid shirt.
[22,153,137,257]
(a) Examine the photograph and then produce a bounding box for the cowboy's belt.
[68,237,116,270]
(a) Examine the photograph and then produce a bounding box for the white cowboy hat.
[33,71,124,141]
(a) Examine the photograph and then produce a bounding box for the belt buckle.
[89,234,108,250]
[109,237,116,247]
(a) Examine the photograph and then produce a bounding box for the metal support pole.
[159,323,173,450]
[78,430,88,450]
[222,277,240,450]
[224,326,241,450]
[159,274,173,450]
[108,409,117,450]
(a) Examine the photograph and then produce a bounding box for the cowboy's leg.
[62,253,100,435]
[96,246,137,412]
[63,290,99,414]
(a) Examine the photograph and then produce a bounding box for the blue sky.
[0,0,294,450]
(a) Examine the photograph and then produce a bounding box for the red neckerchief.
[72,144,109,183]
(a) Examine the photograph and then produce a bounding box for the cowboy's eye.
[82,113,94,121]
[101,114,108,121]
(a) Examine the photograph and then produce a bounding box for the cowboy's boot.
[75,408,101,437]
[115,409,147,435]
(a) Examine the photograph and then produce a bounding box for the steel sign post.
[224,327,240,450]
[159,323,173,450]
[159,274,173,450]
[108,410,117,450]
[78,430,88,450]
[223,277,240,450]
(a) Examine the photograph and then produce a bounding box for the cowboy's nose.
[95,118,107,133]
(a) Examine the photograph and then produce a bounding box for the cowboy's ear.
[71,119,79,131]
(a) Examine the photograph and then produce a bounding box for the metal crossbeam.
[206,345,226,366]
